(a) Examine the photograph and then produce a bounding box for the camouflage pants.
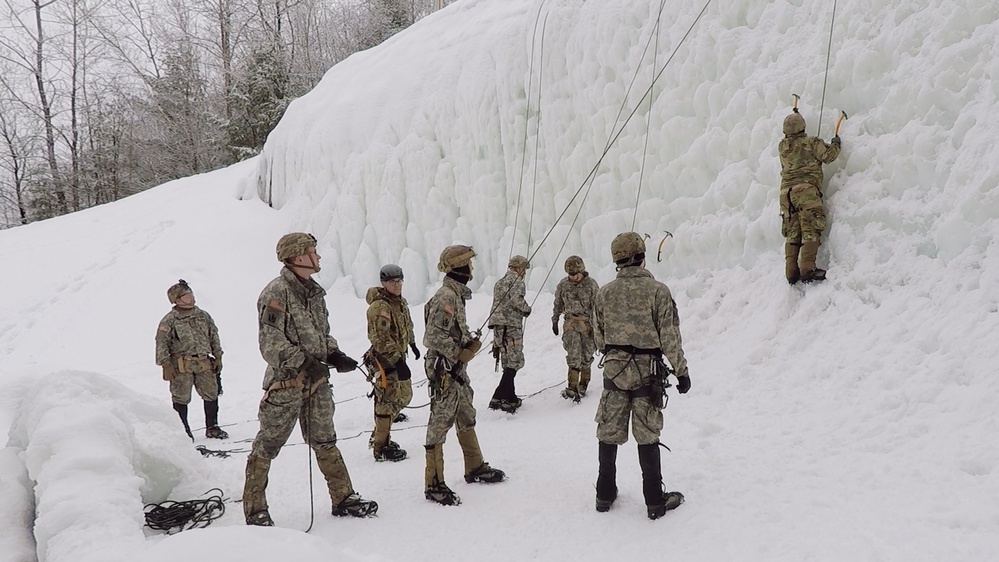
[170,358,218,404]
[595,391,663,445]
[494,325,525,370]
[594,355,663,445]
[425,376,477,446]
[374,376,414,419]
[250,382,340,457]
[781,183,826,244]
[561,320,596,370]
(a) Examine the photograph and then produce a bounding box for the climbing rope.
[632,0,668,230]
[144,489,226,532]
[526,10,551,254]
[521,0,712,315]
[510,0,552,261]
[816,0,838,136]
[526,0,713,272]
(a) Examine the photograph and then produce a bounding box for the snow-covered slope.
[2,0,998,561]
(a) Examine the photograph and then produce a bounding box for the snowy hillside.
[2,0,998,561]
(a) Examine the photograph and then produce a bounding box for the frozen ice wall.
[251,0,999,298]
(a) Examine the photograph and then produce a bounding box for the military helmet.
[611,232,646,265]
[508,255,530,270]
[167,279,192,303]
[564,255,585,275]
[437,244,476,272]
[783,112,806,135]
[276,232,318,262]
[379,264,404,282]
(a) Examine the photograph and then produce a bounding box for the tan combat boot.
[424,443,460,505]
[243,454,273,525]
[313,446,353,507]
[798,241,826,282]
[579,368,591,397]
[458,427,505,483]
[561,368,580,400]
[785,241,802,284]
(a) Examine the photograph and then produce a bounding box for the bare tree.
[0,104,37,226]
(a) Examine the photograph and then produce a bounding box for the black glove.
[552,321,559,336]
[216,373,224,396]
[676,375,690,394]
[327,349,359,373]
[831,135,841,145]
[410,342,421,360]
[524,309,531,318]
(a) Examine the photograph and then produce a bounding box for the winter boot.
[463,463,506,483]
[561,368,580,402]
[785,241,802,284]
[371,414,407,461]
[798,241,826,283]
[243,454,272,525]
[331,492,378,517]
[374,443,407,462]
[638,442,684,520]
[425,481,461,506]
[488,397,521,413]
[491,367,518,404]
[204,400,228,439]
[579,368,592,397]
[173,402,194,440]
[595,442,618,512]
[457,427,505,483]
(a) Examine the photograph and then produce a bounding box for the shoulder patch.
[261,300,285,328]
[443,303,454,316]
[379,310,391,320]
[157,323,170,333]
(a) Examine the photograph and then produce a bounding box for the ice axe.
[656,231,674,263]
[834,110,848,136]
[792,93,800,113]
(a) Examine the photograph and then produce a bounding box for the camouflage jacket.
[779,133,841,192]
[155,306,222,366]
[594,267,688,388]
[365,286,415,366]
[257,267,340,389]
[552,273,599,325]
[488,269,531,327]
[424,277,474,376]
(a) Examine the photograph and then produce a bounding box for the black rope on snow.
[196,445,251,458]
[632,0,669,231]
[143,488,226,532]
[816,0,839,136]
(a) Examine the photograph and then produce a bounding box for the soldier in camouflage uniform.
[155,279,228,440]
[487,255,531,413]
[422,244,506,506]
[363,264,419,462]
[779,109,842,284]
[242,233,376,526]
[592,232,691,520]
[552,255,599,402]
